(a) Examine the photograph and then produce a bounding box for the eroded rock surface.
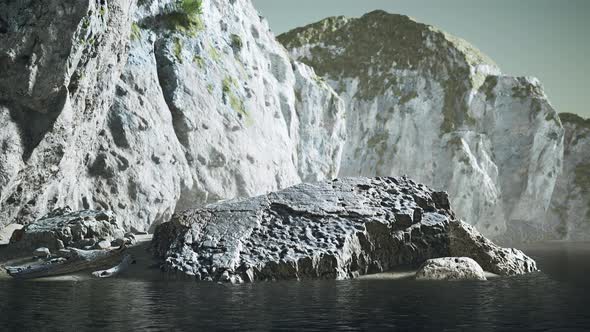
[415,257,486,281]
[90,0,346,231]
[448,221,535,275]
[9,207,125,251]
[279,11,564,241]
[0,0,345,233]
[0,2,571,244]
[546,113,590,240]
[153,177,537,282]
[0,0,135,226]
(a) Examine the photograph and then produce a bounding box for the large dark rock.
[153,177,537,283]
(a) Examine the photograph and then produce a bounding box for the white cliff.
[0,0,346,231]
[547,113,590,240]
[0,0,136,226]
[0,3,571,243]
[279,11,564,240]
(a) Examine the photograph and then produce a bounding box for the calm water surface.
[1,242,589,331]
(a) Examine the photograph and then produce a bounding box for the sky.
[252,0,590,119]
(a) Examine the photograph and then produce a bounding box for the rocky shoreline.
[1,177,537,283]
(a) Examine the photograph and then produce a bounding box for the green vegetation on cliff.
[560,113,590,130]
[221,76,249,121]
[130,22,141,41]
[278,10,493,134]
[160,0,204,36]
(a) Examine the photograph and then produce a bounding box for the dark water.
[1,243,590,331]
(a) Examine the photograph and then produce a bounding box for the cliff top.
[278,10,497,71]
[560,112,590,130]
[278,10,498,102]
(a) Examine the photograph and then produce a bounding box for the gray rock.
[95,240,111,250]
[111,238,126,248]
[0,0,346,234]
[416,257,487,281]
[130,228,147,236]
[33,247,51,259]
[0,0,135,227]
[8,208,125,251]
[153,177,537,282]
[449,220,537,276]
[55,249,73,259]
[76,238,97,248]
[124,232,136,240]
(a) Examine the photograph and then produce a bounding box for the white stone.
[416,257,487,281]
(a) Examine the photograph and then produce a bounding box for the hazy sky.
[252,0,590,119]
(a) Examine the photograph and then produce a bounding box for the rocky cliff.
[0,0,346,232]
[0,2,572,242]
[546,113,590,240]
[278,11,564,240]
[0,0,135,226]
[153,177,537,282]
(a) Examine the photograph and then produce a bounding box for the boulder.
[416,257,487,281]
[0,224,23,245]
[8,207,125,251]
[124,233,137,245]
[33,247,51,259]
[448,221,537,276]
[111,238,125,247]
[545,113,590,241]
[153,177,537,282]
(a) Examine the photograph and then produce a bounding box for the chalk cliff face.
[85,0,346,231]
[278,11,564,240]
[0,2,572,242]
[0,0,345,231]
[547,113,590,240]
[0,0,136,226]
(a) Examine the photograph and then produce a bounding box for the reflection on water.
[1,243,589,331]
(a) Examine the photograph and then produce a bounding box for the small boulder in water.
[416,257,487,281]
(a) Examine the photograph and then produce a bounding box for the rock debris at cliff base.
[153,177,537,283]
